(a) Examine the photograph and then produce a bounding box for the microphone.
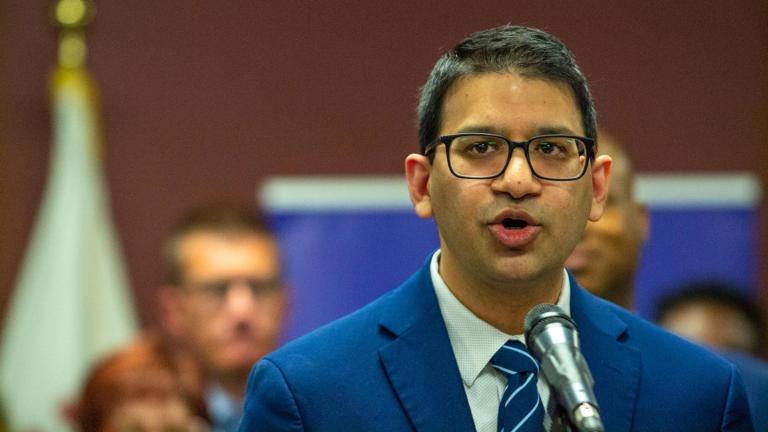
[524,304,604,432]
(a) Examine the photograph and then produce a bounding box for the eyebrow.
[451,124,580,137]
[535,126,579,136]
[453,125,506,135]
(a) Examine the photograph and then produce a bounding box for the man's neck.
[438,256,563,335]
[210,371,249,405]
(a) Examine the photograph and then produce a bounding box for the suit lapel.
[375,264,641,431]
[377,261,475,432]
[569,273,640,431]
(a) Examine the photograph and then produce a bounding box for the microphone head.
[524,303,577,350]
[524,304,602,431]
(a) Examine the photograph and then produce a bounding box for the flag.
[0,63,137,430]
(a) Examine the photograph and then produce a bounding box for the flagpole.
[53,0,94,67]
[0,1,137,429]
[51,0,104,165]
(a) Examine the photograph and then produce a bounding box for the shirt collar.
[207,384,242,429]
[430,250,571,388]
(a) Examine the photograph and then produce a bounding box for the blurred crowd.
[72,204,286,432]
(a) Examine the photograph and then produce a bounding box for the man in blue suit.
[240,25,753,431]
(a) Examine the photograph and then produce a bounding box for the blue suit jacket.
[240,260,753,431]
[718,351,768,431]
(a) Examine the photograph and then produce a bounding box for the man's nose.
[222,281,258,315]
[491,148,541,198]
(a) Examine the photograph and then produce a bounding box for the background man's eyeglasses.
[424,133,595,181]
[183,277,282,305]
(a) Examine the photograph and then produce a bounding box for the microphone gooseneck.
[524,304,604,432]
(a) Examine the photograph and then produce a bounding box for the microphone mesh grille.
[524,303,563,332]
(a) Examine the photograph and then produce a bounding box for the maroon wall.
[2,1,767,326]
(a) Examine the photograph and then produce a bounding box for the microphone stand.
[548,396,573,432]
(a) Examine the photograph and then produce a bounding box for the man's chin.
[572,274,611,296]
[565,266,592,284]
[218,349,268,371]
[212,358,260,382]
[565,254,590,272]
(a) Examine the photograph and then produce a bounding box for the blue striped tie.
[491,340,545,432]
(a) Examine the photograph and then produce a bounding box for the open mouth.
[490,213,540,247]
[501,218,529,229]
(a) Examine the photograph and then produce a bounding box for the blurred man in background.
[656,281,765,357]
[565,131,648,309]
[159,204,286,431]
[564,132,767,429]
[655,281,768,430]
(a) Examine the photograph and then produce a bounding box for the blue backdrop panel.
[263,175,761,342]
[270,211,438,342]
[634,208,759,319]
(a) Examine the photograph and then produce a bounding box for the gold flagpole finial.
[51,0,95,68]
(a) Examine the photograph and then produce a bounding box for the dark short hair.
[417,25,597,154]
[655,280,765,354]
[162,203,273,285]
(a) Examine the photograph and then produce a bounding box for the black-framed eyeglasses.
[183,276,282,306]
[423,133,596,181]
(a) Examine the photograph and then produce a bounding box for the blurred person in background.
[565,130,649,309]
[564,131,767,429]
[159,204,287,431]
[656,281,768,430]
[656,281,765,357]
[76,331,210,432]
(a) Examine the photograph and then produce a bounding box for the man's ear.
[405,154,433,219]
[270,282,290,327]
[158,285,185,338]
[634,201,650,244]
[588,155,612,222]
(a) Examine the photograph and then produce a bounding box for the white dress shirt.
[207,384,242,432]
[430,250,572,432]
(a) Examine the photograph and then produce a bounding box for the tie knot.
[491,340,539,376]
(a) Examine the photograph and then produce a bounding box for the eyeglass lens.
[186,277,281,303]
[447,135,588,179]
